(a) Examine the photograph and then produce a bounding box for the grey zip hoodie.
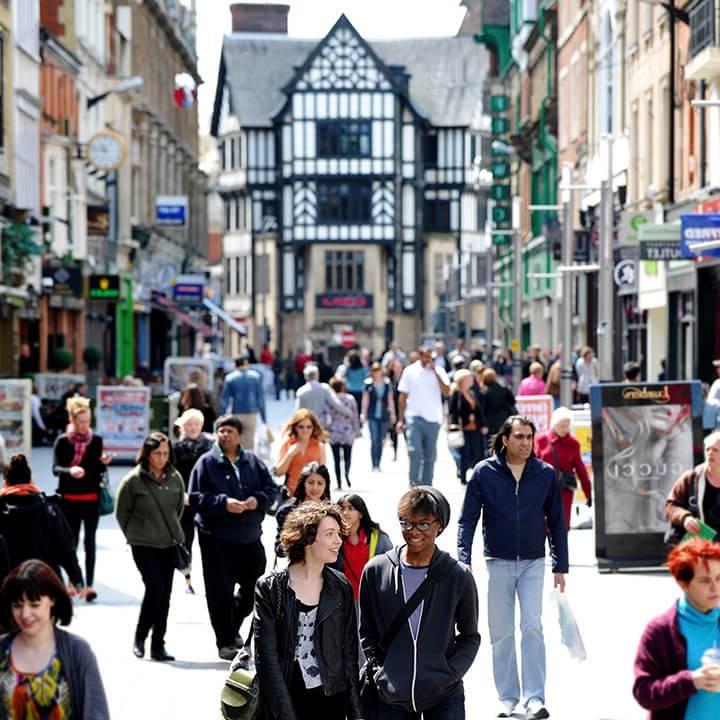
[358,546,480,713]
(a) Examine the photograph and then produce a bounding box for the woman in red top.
[535,406,592,527]
[333,494,392,601]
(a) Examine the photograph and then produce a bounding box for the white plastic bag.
[550,588,587,661]
[255,422,273,462]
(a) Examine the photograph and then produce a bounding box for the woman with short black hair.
[0,559,109,719]
[116,432,185,661]
[254,502,362,720]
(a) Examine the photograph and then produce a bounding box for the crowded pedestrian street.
[6,1,720,719]
[19,396,675,719]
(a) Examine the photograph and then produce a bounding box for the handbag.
[447,426,465,450]
[98,471,114,516]
[360,566,449,720]
[221,574,283,720]
[549,442,577,491]
[141,474,191,571]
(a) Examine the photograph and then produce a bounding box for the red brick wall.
[230,3,289,33]
[41,0,65,38]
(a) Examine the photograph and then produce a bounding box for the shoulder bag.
[141,474,191,571]
[360,566,448,720]
[221,574,284,720]
[98,469,114,516]
[549,441,577,491]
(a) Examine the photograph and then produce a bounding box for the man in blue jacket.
[219,355,266,450]
[188,414,277,660]
[457,415,568,720]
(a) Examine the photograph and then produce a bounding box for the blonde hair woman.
[52,397,112,602]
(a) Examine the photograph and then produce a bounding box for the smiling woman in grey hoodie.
[359,486,480,719]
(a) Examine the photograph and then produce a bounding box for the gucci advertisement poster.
[590,382,704,568]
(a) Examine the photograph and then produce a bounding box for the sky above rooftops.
[197,0,467,134]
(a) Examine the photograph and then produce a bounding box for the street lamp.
[87,76,144,109]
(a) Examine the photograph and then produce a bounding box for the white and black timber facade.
[210,9,487,358]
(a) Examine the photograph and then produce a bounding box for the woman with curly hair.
[274,462,331,558]
[274,409,328,497]
[254,502,362,720]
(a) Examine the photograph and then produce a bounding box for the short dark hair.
[623,361,641,381]
[329,376,345,393]
[280,502,347,564]
[135,432,175,470]
[492,416,537,457]
[214,414,244,435]
[235,355,249,368]
[295,463,331,503]
[397,487,450,532]
[0,560,73,628]
[6,454,31,485]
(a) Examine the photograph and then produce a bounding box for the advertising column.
[590,381,703,569]
[0,380,32,461]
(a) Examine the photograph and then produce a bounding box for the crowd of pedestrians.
[9,336,720,720]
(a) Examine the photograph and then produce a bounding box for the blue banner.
[680,213,720,258]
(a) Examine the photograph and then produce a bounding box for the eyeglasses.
[398,519,438,533]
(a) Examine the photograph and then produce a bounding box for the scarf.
[68,430,93,467]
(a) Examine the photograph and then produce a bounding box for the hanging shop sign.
[155,195,188,226]
[680,213,720,258]
[88,274,120,301]
[638,224,683,261]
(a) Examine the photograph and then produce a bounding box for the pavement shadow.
[77,584,140,607]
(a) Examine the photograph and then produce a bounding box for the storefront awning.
[153,295,212,336]
[202,298,247,335]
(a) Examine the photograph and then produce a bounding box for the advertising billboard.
[95,386,151,461]
[0,380,31,461]
[590,382,704,568]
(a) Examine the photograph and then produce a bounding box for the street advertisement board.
[590,381,703,568]
[35,374,86,401]
[515,395,553,433]
[0,380,31,461]
[163,358,214,395]
[570,407,592,503]
[95,386,151,461]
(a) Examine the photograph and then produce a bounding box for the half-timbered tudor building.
[211,7,487,357]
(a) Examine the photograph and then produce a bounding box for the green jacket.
[116,465,185,548]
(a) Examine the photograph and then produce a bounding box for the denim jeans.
[368,417,388,468]
[406,416,440,486]
[378,693,465,720]
[486,558,546,707]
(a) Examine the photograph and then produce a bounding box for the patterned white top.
[295,602,322,689]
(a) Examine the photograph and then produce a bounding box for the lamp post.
[598,135,615,381]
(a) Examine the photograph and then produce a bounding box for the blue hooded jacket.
[457,453,569,573]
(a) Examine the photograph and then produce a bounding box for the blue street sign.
[680,213,720,258]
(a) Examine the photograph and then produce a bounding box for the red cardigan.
[534,430,591,498]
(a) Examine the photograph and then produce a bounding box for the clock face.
[88,133,125,171]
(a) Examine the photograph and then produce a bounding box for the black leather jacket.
[254,567,362,720]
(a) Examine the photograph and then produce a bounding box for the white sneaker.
[526,699,550,719]
[496,699,516,717]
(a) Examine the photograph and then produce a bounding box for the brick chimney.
[230,3,289,34]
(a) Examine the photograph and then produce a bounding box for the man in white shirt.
[396,346,451,486]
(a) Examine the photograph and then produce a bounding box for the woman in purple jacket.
[633,538,720,719]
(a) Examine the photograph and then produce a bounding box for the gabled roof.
[210,16,486,133]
